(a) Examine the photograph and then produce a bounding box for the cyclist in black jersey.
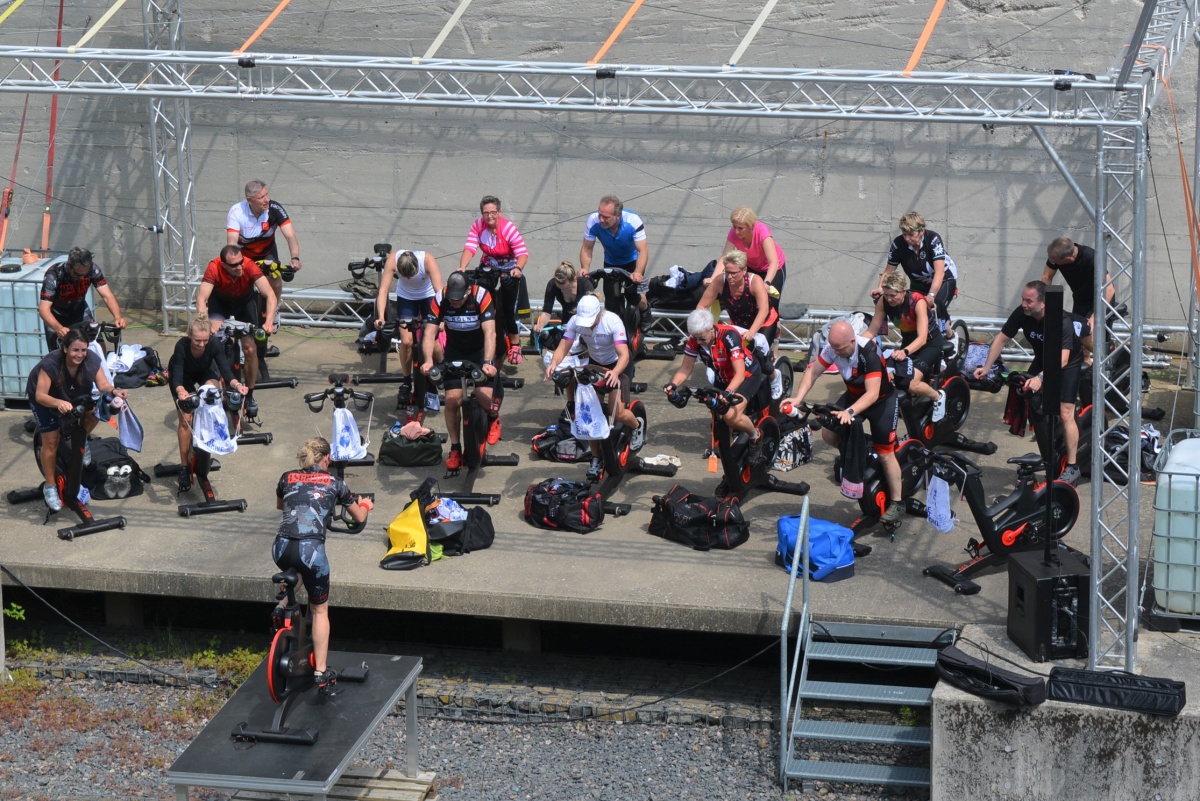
[865,270,946,422]
[274,436,373,691]
[167,315,248,483]
[533,261,595,335]
[38,247,128,351]
[421,271,499,472]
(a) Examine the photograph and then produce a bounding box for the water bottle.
[254,327,268,343]
[390,421,403,436]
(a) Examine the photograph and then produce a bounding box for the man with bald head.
[784,320,903,522]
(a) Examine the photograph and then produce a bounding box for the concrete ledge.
[933,625,1200,801]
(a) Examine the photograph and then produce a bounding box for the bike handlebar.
[428,360,486,385]
[304,373,373,412]
[551,364,609,390]
[347,243,393,279]
[669,384,745,413]
[593,266,637,286]
[178,384,242,413]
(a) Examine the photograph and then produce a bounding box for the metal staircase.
[778,501,955,792]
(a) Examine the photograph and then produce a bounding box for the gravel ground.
[0,661,930,801]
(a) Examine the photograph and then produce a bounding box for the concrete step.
[792,719,931,747]
[811,620,955,647]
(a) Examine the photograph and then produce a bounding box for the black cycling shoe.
[586,457,604,484]
[177,466,192,494]
[244,396,260,418]
[314,668,338,696]
[746,433,764,464]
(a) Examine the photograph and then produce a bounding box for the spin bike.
[354,316,440,420]
[672,383,809,502]
[216,317,299,407]
[303,374,376,534]
[592,266,677,391]
[890,336,996,455]
[427,360,519,502]
[253,258,298,361]
[551,364,675,511]
[230,567,369,746]
[7,396,128,541]
[920,446,1081,595]
[787,402,928,549]
[1007,371,1094,481]
[153,388,252,520]
[463,266,526,392]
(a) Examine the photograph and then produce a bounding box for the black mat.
[169,651,421,795]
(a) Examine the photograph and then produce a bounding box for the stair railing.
[778,496,812,784]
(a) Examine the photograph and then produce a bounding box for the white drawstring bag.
[332,406,368,461]
[117,401,145,453]
[571,382,611,441]
[926,474,956,533]
[192,387,238,456]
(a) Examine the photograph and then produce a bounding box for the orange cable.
[234,0,293,55]
[588,0,645,67]
[903,0,949,77]
[1158,67,1200,306]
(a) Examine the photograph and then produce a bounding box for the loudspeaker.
[1007,549,1090,662]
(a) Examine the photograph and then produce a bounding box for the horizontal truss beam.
[0,48,1146,125]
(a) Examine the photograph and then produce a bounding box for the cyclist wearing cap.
[167,314,248,491]
[784,320,904,523]
[196,245,279,418]
[421,271,499,472]
[227,180,301,327]
[274,436,373,693]
[874,211,959,337]
[38,246,128,351]
[26,326,128,512]
[544,293,640,483]
[665,310,765,466]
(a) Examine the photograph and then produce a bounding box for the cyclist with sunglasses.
[196,245,278,418]
[38,247,128,351]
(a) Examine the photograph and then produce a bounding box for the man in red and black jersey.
[38,247,128,351]
[665,310,765,461]
[421,271,499,471]
[196,245,279,416]
[785,320,904,522]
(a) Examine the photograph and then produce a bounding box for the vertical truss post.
[1089,117,1147,671]
[143,0,197,333]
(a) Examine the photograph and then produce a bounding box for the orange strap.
[588,0,645,66]
[235,0,293,55]
[903,0,949,77]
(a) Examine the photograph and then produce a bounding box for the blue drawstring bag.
[775,515,855,582]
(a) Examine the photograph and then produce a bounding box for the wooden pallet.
[231,768,437,801]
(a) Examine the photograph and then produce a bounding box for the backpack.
[1101,424,1161,485]
[424,498,496,556]
[531,424,591,463]
[524,478,606,533]
[775,514,855,581]
[112,347,165,389]
[772,426,813,472]
[82,437,149,500]
[381,497,429,570]
[961,342,1004,393]
[378,427,443,467]
[648,484,750,550]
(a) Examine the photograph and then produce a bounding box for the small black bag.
[378,428,443,467]
[936,644,1047,706]
[1047,667,1185,717]
[648,484,750,551]
[524,478,606,533]
[531,425,591,463]
[82,437,149,500]
[961,342,1005,393]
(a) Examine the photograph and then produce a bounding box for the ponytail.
[296,436,331,469]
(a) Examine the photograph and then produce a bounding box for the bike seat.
[1007,453,1045,468]
[272,567,300,587]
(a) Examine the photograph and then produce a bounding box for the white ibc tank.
[1152,436,1200,616]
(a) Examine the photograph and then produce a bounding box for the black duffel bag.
[378,428,442,467]
[648,484,750,551]
[1048,667,1185,717]
[82,437,150,500]
[524,478,605,533]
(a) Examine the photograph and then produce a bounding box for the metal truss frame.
[0,0,1194,669]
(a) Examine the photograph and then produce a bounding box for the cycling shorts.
[837,390,899,455]
[272,535,331,605]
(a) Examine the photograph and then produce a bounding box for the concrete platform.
[0,315,1187,644]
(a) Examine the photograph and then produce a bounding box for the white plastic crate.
[1152,432,1200,617]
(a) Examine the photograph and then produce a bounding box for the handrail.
[777,496,811,782]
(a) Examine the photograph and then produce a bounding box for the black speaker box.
[1007,549,1090,662]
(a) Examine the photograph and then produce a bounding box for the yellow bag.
[380,498,429,570]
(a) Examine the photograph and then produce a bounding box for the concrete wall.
[0,2,1193,326]
[933,625,1200,801]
